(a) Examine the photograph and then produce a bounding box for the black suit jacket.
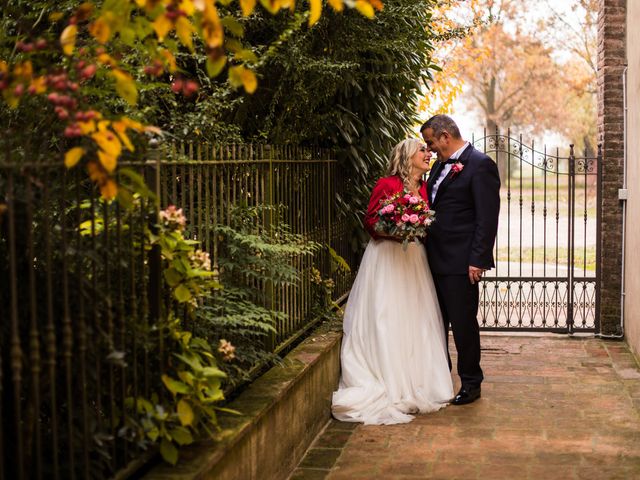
[426,144,500,275]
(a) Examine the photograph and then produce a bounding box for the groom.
[421,115,500,405]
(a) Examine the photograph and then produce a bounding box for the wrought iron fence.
[0,142,355,479]
[474,131,601,332]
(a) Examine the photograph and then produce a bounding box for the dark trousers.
[432,274,483,389]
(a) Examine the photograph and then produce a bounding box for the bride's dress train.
[332,239,453,425]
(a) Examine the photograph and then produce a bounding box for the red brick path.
[290,335,640,479]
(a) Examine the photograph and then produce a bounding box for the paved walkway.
[290,335,640,479]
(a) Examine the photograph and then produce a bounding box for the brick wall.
[597,0,626,334]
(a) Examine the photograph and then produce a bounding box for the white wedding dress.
[331,239,454,425]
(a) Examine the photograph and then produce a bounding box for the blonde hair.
[386,138,423,191]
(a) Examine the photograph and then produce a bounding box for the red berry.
[81,64,97,80]
[13,84,24,96]
[47,92,59,103]
[76,60,86,70]
[171,79,183,94]
[0,80,8,90]
[55,107,69,120]
[183,80,198,97]
[35,39,47,50]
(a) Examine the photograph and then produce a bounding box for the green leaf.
[206,56,227,77]
[202,366,227,378]
[174,353,203,371]
[161,374,191,395]
[174,284,192,303]
[160,438,178,465]
[147,426,160,442]
[220,17,245,37]
[164,268,183,287]
[177,399,195,426]
[169,426,193,445]
[214,406,241,415]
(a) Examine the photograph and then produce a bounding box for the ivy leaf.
[161,374,191,395]
[64,147,85,169]
[160,438,179,465]
[177,399,195,426]
[174,284,192,302]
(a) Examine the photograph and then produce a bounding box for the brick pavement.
[289,335,640,479]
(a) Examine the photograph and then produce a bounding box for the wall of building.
[624,0,640,355]
[597,0,626,334]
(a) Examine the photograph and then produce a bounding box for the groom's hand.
[469,265,485,284]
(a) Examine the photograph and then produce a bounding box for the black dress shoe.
[451,387,481,405]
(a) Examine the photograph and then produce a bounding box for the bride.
[331,138,453,425]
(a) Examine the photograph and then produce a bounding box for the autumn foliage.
[0,0,383,199]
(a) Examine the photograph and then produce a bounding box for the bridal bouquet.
[375,192,435,249]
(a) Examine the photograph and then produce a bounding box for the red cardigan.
[364,175,429,239]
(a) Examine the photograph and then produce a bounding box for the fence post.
[264,145,276,350]
[567,144,575,334]
[146,138,164,372]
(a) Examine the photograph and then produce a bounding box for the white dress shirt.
[431,142,469,203]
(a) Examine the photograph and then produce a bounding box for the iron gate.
[474,131,601,332]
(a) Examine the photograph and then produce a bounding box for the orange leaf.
[153,14,173,42]
[202,3,224,49]
[239,0,256,16]
[240,67,258,94]
[60,24,78,56]
[98,149,118,173]
[64,147,85,168]
[309,0,321,25]
[89,16,113,44]
[327,0,343,11]
[179,0,195,15]
[100,178,118,200]
[112,121,135,151]
[354,0,374,18]
[92,130,122,158]
[29,76,47,94]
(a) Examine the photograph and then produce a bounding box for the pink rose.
[401,214,410,223]
[403,193,411,200]
[409,196,419,204]
[385,204,395,213]
[409,214,419,223]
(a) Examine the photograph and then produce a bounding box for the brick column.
[597,0,626,334]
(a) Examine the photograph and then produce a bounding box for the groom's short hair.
[420,115,462,139]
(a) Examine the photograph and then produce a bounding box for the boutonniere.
[450,162,464,178]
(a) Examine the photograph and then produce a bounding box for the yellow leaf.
[89,16,112,44]
[49,11,64,22]
[78,120,97,134]
[202,3,224,49]
[120,116,146,132]
[97,149,118,173]
[111,70,138,105]
[259,0,281,14]
[179,0,195,15]
[239,0,256,16]
[354,0,374,18]
[327,0,343,11]
[309,0,321,26]
[240,67,258,94]
[97,53,117,67]
[112,121,135,151]
[92,130,122,158]
[175,17,194,51]
[153,14,173,42]
[64,147,85,168]
[206,55,227,77]
[228,65,244,88]
[60,24,78,56]
[100,178,118,200]
[29,76,47,94]
[177,399,194,426]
